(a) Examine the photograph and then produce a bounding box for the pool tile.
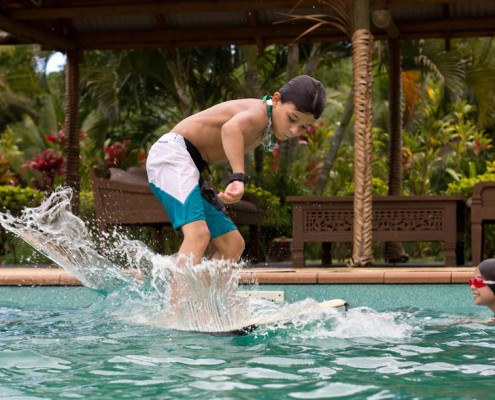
[318,271,384,284]
[452,270,474,283]
[0,268,60,286]
[384,271,451,283]
[59,273,82,286]
[238,272,253,284]
[252,272,317,284]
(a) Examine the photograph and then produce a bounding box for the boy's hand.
[218,181,245,204]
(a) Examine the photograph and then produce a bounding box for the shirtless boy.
[146,75,326,266]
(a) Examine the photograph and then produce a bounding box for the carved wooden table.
[287,195,466,267]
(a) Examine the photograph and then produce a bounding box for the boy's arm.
[217,111,256,204]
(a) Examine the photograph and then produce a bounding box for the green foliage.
[245,184,288,227]
[340,177,389,196]
[0,185,42,215]
[445,161,495,197]
[0,186,43,264]
[79,190,96,225]
[402,82,493,195]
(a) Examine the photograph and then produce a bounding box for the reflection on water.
[1,288,494,399]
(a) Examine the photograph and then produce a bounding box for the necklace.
[261,95,276,152]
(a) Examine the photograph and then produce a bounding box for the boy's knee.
[228,231,245,259]
[183,224,210,245]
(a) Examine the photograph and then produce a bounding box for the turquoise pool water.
[1,284,494,400]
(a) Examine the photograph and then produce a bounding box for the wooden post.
[64,50,81,215]
[349,0,374,267]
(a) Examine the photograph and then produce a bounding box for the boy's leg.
[210,229,245,262]
[164,219,210,324]
[179,220,211,264]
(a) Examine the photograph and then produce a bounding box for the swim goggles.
[468,277,495,288]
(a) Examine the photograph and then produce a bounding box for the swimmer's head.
[478,258,495,294]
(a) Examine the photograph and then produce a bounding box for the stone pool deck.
[0,263,475,286]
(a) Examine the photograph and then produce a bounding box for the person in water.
[470,258,495,314]
[146,75,326,267]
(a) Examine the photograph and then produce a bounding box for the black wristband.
[229,172,250,185]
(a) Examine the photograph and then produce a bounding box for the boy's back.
[172,98,268,165]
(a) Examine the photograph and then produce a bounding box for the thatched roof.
[0,0,494,52]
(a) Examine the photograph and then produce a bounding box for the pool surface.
[1,285,494,400]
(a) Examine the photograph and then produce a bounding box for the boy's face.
[271,92,316,141]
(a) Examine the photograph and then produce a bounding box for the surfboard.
[180,299,349,337]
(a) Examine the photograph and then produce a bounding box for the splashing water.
[0,188,128,291]
[0,188,416,338]
[0,188,251,333]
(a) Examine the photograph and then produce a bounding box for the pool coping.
[0,266,475,286]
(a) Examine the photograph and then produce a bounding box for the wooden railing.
[287,195,466,268]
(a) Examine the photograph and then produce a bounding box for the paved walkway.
[0,263,475,286]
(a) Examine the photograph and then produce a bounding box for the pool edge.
[0,266,475,286]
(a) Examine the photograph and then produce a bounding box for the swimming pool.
[1,284,493,400]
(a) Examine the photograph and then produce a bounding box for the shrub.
[445,161,495,198]
[0,185,43,215]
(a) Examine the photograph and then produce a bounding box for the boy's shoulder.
[214,98,267,121]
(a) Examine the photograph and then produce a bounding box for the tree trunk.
[243,45,261,178]
[305,43,321,76]
[167,50,192,118]
[64,50,81,215]
[278,44,300,176]
[385,38,409,263]
[349,0,374,267]
[314,89,354,195]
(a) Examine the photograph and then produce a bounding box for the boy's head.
[278,75,326,119]
[270,75,326,141]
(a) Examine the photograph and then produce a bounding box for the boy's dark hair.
[278,75,326,119]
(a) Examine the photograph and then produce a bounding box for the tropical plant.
[21,148,65,191]
[402,82,493,195]
[104,139,145,170]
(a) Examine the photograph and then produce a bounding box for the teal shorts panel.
[149,182,237,239]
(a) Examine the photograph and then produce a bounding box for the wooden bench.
[471,181,495,266]
[287,195,466,267]
[90,168,261,262]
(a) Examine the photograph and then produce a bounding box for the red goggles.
[469,277,495,288]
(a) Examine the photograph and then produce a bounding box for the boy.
[146,75,326,266]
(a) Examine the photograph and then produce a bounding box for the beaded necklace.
[261,95,276,152]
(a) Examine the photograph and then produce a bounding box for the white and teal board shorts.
[146,133,237,239]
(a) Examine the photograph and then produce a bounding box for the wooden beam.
[388,0,485,4]
[371,0,400,39]
[0,32,33,44]
[74,23,345,48]
[0,13,78,50]
[398,16,495,33]
[6,0,323,20]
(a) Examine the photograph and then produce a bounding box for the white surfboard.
[180,299,349,337]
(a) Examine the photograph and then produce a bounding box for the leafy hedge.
[445,161,495,197]
[0,185,43,215]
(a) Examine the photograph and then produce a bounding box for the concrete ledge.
[0,266,475,286]
[384,271,452,284]
[318,271,384,284]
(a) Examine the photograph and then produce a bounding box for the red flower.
[45,128,87,146]
[104,140,138,168]
[22,149,65,191]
